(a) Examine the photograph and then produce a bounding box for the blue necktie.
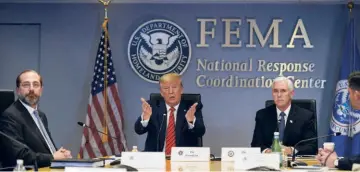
[279,112,286,142]
[34,110,57,154]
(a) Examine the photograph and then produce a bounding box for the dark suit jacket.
[134,99,206,151]
[0,100,56,168]
[251,104,317,155]
[338,156,360,170]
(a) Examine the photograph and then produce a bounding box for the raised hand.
[185,103,198,122]
[141,98,152,120]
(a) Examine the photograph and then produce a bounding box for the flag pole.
[99,0,111,143]
[347,0,355,138]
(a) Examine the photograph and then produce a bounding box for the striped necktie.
[165,107,176,155]
[34,110,57,154]
[279,112,286,142]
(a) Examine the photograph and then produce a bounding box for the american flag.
[79,20,127,158]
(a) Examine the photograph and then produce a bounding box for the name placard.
[221,147,261,161]
[121,152,165,169]
[234,153,280,170]
[65,167,125,172]
[171,147,210,161]
[171,162,210,171]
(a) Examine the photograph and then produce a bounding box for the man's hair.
[159,73,183,87]
[272,76,294,91]
[348,71,360,91]
[16,69,43,88]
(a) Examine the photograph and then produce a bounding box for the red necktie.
[165,107,176,155]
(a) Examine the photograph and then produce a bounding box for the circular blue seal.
[128,19,191,83]
[331,80,360,135]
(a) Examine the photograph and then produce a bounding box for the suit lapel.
[283,104,296,143]
[15,100,52,153]
[158,100,167,150]
[270,105,278,133]
[175,100,186,146]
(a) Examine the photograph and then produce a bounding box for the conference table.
[37,158,348,171]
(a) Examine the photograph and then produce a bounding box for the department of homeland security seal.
[330,79,360,136]
[128,19,191,83]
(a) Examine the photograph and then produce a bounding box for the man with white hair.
[251,76,317,155]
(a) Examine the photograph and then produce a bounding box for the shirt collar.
[165,103,180,112]
[19,99,38,115]
[276,104,291,117]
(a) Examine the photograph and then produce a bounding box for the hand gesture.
[59,147,72,158]
[185,103,198,122]
[141,98,152,120]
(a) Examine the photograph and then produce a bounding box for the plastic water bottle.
[271,132,282,168]
[13,159,26,172]
[131,146,138,152]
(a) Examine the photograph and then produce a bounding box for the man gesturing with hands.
[134,73,206,155]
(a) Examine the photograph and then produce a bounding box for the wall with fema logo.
[0,2,359,156]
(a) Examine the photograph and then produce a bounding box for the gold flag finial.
[348,1,354,13]
[99,0,111,19]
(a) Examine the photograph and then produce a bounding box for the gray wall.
[0,2,359,156]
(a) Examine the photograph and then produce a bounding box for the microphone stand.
[290,133,340,167]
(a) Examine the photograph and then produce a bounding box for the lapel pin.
[290,120,293,123]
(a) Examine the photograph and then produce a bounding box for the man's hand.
[141,98,152,120]
[264,149,272,153]
[59,147,72,158]
[316,148,337,168]
[53,150,67,160]
[284,147,293,155]
[185,103,198,122]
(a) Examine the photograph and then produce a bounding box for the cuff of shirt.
[187,117,196,129]
[262,148,270,153]
[291,147,298,155]
[140,113,149,127]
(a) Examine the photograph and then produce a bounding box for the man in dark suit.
[134,73,205,155]
[251,76,317,156]
[0,70,72,168]
[317,72,360,170]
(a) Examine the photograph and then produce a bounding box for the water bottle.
[271,132,282,168]
[131,146,138,152]
[13,159,26,172]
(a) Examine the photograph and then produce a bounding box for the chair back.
[0,90,15,115]
[265,99,318,131]
[150,93,203,147]
[0,90,15,168]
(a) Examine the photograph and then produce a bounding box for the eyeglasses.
[20,82,41,89]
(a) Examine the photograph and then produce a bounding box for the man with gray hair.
[251,76,317,155]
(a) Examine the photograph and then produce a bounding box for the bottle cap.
[16,159,23,164]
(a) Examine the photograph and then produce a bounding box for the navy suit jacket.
[134,99,205,151]
[0,100,56,168]
[251,104,317,155]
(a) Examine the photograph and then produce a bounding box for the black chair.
[0,90,15,115]
[149,93,203,147]
[265,99,318,134]
[0,90,15,169]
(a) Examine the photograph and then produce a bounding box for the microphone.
[156,114,167,152]
[77,122,125,151]
[290,132,341,167]
[0,130,38,171]
[78,122,133,168]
